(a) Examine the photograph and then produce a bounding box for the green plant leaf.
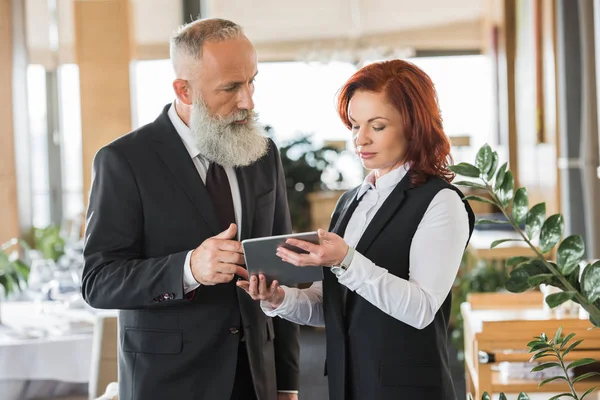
[476,219,509,225]
[454,181,488,190]
[497,171,515,207]
[581,261,600,303]
[506,256,531,267]
[539,376,568,387]
[527,339,547,347]
[566,358,595,370]
[554,326,563,345]
[491,238,523,249]
[475,144,493,178]
[463,195,497,206]
[539,214,564,253]
[548,393,577,400]
[563,339,584,358]
[499,394,508,400]
[529,343,553,351]
[482,392,491,400]
[581,386,599,400]
[546,291,576,308]
[531,362,562,371]
[559,333,576,350]
[557,235,585,275]
[512,187,529,225]
[495,162,508,191]
[531,349,555,361]
[526,203,546,240]
[517,393,531,400]
[449,163,481,178]
[572,372,600,384]
[485,152,499,181]
[506,260,549,293]
[528,274,554,286]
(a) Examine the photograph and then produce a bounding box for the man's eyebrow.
[220,71,259,88]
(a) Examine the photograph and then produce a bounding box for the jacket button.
[229,327,239,335]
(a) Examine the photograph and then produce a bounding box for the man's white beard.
[189,97,268,168]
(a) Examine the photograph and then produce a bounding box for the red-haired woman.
[238,60,475,400]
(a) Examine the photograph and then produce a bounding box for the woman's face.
[348,90,406,177]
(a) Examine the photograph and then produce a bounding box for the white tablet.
[242,232,324,286]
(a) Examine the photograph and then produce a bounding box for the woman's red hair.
[336,60,454,186]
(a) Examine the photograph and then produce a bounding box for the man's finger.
[216,263,246,276]
[216,250,245,266]
[235,266,249,281]
[258,274,269,294]
[214,223,237,240]
[215,239,243,253]
[236,280,251,293]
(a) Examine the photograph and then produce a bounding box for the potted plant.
[451,144,600,399]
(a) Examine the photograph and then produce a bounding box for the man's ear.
[173,79,193,105]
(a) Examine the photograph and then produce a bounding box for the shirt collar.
[167,102,201,160]
[356,163,410,199]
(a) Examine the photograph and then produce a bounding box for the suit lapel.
[235,168,254,241]
[354,172,412,255]
[331,187,360,236]
[149,105,221,235]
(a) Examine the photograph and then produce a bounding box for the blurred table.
[0,301,115,400]
[461,292,600,399]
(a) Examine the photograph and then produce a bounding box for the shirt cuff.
[277,390,299,394]
[260,286,294,317]
[336,251,376,291]
[183,250,201,294]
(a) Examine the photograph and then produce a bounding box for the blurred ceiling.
[26,0,489,66]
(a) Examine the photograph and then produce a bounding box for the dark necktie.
[205,162,236,231]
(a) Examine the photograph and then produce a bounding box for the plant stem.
[481,181,600,325]
[552,345,579,399]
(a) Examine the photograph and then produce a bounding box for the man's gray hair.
[170,18,243,64]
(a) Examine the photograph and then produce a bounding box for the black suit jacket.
[82,104,300,400]
[322,173,475,400]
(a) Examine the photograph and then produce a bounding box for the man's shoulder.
[100,119,160,155]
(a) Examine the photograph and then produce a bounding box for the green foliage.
[449,144,600,327]
[271,131,344,231]
[33,225,65,262]
[0,239,30,297]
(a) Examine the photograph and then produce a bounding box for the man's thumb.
[317,229,332,241]
[215,223,237,239]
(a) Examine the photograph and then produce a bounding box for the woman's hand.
[237,274,285,308]
[277,229,349,267]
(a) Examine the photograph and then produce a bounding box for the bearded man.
[81,18,300,400]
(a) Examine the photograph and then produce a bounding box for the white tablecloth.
[0,301,98,383]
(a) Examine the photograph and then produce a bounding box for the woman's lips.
[359,152,376,159]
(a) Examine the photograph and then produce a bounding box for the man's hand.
[190,223,248,285]
[237,274,285,308]
[277,393,298,400]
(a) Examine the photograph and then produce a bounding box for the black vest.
[322,173,475,400]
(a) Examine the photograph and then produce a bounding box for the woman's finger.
[277,247,316,266]
[285,238,319,253]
